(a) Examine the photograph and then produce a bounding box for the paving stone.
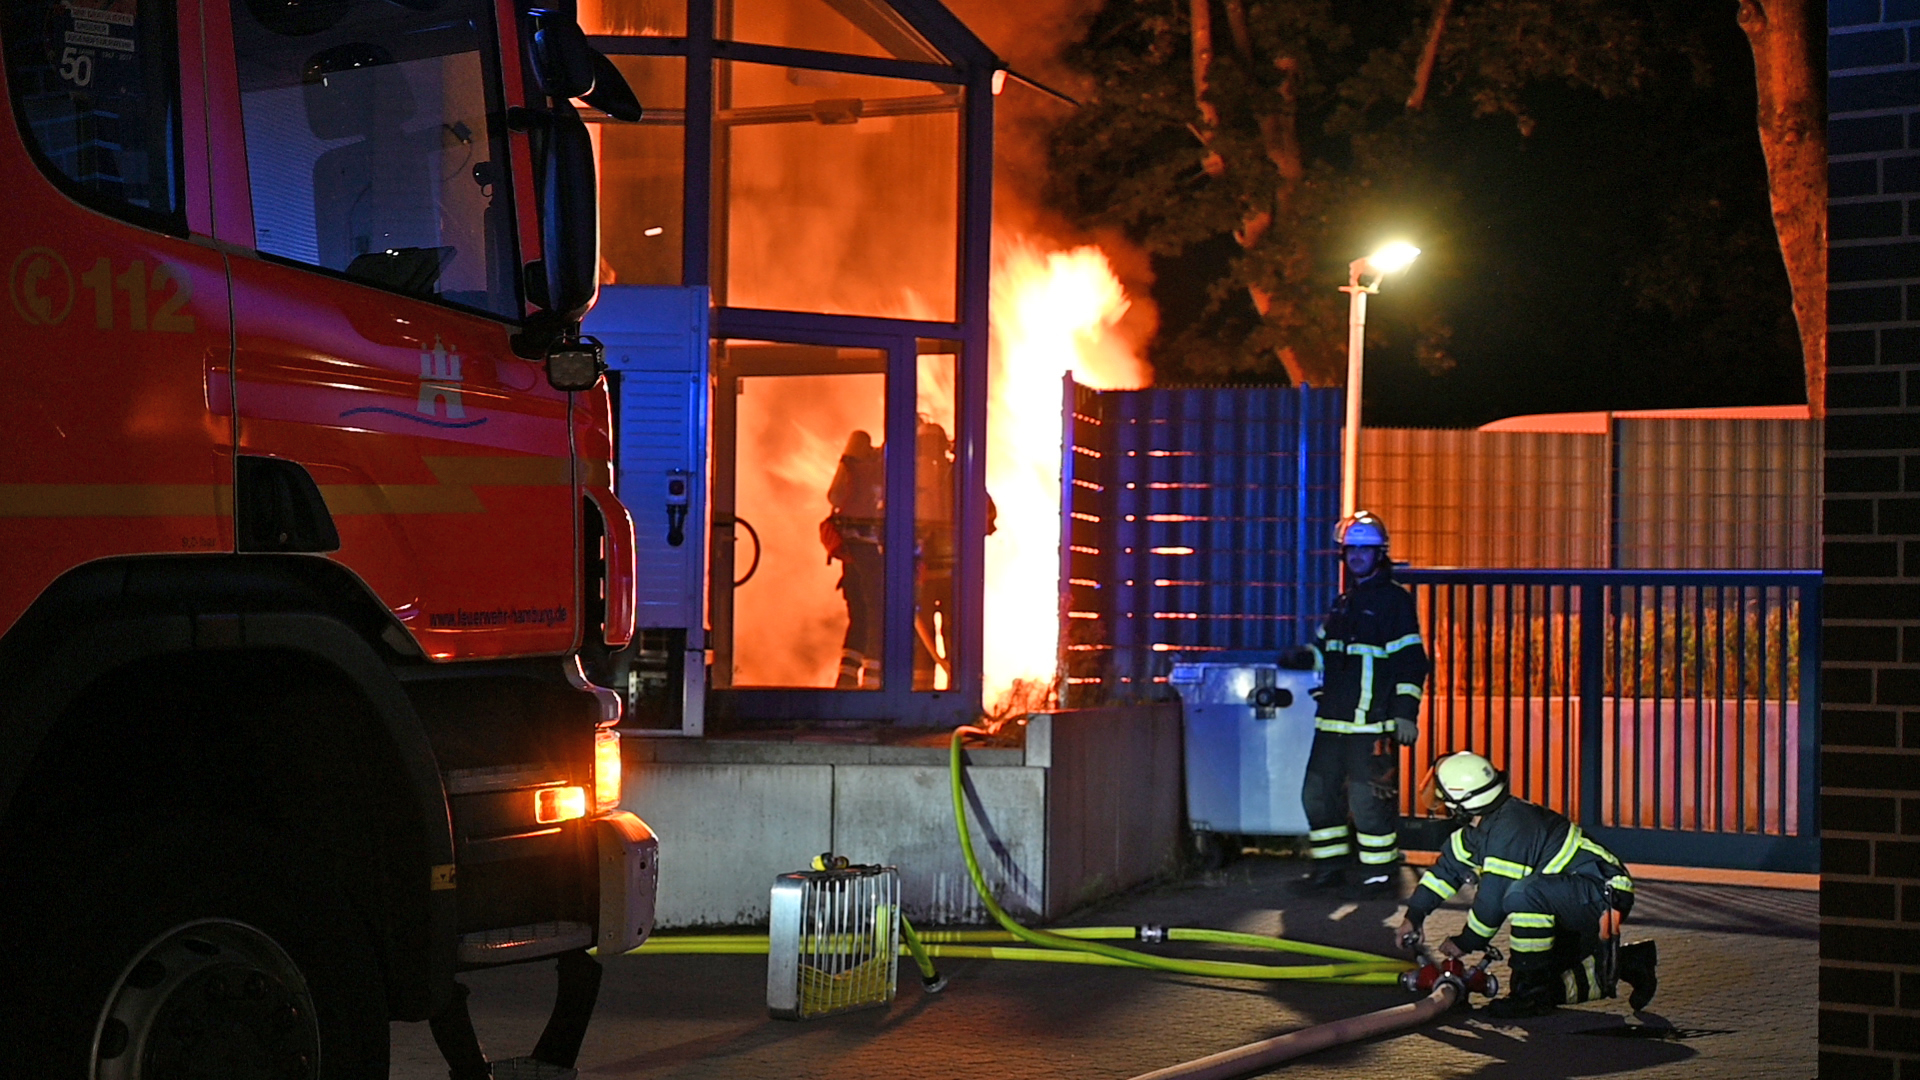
[389,856,1816,1079]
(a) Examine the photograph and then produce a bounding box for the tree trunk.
[1189,0,1224,176]
[1222,0,1254,65]
[1255,55,1309,386]
[1187,0,1309,384]
[1737,0,1826,417]
[1406,0,1453,110]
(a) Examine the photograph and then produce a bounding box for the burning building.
[579,0,1144,731]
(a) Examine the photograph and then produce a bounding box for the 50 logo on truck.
[8,248,192,331]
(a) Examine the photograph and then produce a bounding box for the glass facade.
[585,0,990,720]
[717,0,943,63]
[580,0,686,38]
[594,56,685,286]
[913,346,958,690]
[714,62,959,319]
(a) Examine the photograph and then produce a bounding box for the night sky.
[961,0,1813,430]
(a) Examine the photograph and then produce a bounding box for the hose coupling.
[1137,925,1169,944]
[921,973,949,994]
[1400,955,1499,1004]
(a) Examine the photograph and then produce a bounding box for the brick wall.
[1824,1,1920,1074]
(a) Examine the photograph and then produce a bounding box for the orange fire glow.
[983,235,1149,710]
[715,235,1149,705]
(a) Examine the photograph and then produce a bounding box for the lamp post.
[1338,242,1420,518]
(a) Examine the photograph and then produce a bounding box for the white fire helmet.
[1427,751,1507,816]
[1334,510,1389,550]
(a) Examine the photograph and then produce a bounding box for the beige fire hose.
[1126,979,1463,1080]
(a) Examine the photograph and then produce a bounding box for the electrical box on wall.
[584,286,711,735]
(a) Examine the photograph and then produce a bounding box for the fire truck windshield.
[233,0,521,318]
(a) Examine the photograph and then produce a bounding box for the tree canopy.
[1046,0,1807,426]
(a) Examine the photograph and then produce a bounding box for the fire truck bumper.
[594,810,659,955]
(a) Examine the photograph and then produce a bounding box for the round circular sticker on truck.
[10,247,73,326]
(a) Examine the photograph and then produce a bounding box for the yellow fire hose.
[616,725,1410,990]
[937,726,1408,983]
[628,928,1400,986]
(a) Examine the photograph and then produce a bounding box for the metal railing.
[1397,568,1821,873]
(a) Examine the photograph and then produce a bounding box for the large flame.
[983,235,1149,711]
[716,234,1148,704]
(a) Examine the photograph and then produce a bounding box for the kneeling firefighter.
[1397,751,1660,1018]
[1287,511,1428,895]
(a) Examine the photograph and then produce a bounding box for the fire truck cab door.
[213,0,576,659]
[0,0,236,631]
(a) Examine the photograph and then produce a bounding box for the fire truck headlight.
[594,727,622,813]
[535,785,590,824]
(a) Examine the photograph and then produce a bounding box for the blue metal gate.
[1058,380,1343,703]
[1397,569,1821,873]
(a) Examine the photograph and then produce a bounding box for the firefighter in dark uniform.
[1397,751,1660,1018]
[826,430,885,689]
[1290,511,1428,895]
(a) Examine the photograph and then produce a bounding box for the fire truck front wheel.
[0,814,389,1079]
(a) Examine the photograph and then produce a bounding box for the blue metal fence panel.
[1060,382,1342,702]
[1397,568,1821,874]
[1057,384,1818,873]
[1060,377,1114,699]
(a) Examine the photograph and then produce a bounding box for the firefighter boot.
[1618,940,1658,1011]
[1485,970,1559,1019]
[1302,862,1346,893]
[1352,864,1402,901]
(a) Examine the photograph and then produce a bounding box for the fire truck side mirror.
[582,52,642,122]
[531,20,597,100]
[539,102,599,321]
[546,336,605,392]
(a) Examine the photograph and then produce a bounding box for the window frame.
[2,0,190,236]
[229,0,527,323]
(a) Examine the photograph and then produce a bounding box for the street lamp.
[1338,242,1420,518]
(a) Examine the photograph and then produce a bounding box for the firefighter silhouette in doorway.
[914,419,954,690]
[824,430,884,689]
[912,417,996,691]
[825,419,993,693]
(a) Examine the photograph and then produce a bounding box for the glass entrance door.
[708,335,972,725]
[712,342,888,691]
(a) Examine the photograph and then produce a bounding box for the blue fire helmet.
[1334,510,1389,549]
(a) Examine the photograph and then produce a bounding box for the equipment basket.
[766,860,902,1019]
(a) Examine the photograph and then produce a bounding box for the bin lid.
[1168,662,1319,705]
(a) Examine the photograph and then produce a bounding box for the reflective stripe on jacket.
[1404,797,1633,952]
[1308,569,1429,734]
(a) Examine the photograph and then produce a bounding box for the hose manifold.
[1399,948,1501,1005]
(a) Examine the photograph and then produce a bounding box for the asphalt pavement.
[389,855,1816,1080]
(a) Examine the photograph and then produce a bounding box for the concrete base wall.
[620,704,1184,928]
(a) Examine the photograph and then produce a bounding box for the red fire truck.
[0,0,655,1073]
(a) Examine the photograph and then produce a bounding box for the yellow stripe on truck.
[0,483,228,517]
[320,455,573,516]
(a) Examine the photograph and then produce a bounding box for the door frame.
[707,313,978,726]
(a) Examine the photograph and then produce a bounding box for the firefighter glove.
[1278,646,1316,671]
[1393,718,1419,746]
[1396,918,1423,952]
